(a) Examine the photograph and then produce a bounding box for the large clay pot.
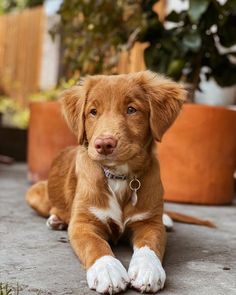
[27,101,77,182]
[158,104,236,205]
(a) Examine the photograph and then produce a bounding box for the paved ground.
[0,164,236,295]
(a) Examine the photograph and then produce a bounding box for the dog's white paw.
[87,255,129,294]
[46,215,67,230]
[128,246,166,293]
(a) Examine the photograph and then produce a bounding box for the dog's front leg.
[68,215,129,294]
[128,218,166,293]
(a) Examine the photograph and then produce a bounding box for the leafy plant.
[54,0,235,101]
[0,78,78,129]
[138,0,236,100]
[53,0,153,77]
[0,97,29,129]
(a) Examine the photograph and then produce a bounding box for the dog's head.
[61,71,186,168]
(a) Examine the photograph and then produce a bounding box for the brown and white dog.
[26,71,186,294]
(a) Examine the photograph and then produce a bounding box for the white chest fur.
[89,179,127,231]
[107,178,128,199]
[89,170,151,233]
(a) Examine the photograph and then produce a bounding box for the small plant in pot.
[136,0,236,204]
[0,90,72,166]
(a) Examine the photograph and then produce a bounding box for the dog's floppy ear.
[60,82,87,145]
[141,71,187,142]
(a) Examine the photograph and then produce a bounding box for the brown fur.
[26,180,51,218]
[166,211,216,228]
[26,71,186,269]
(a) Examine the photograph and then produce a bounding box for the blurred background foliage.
[139,0,236,98]
[0,0,236,128]
[0,97,29,128]
[0,0,44,14]
[52,0,153,76]
[1,0,235,94]
[0,77,77,128]
[53,0,236,98]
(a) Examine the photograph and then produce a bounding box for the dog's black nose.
[94,136,117,155]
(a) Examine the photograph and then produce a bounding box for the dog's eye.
[90,108,97,116]
[127,106,137,115]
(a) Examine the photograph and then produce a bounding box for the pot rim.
[184,102,236,115]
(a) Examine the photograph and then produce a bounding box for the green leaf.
[144,45,170,74]
[218,15,236,47]
[182,30,202,52]
[210,54,236,87]
[144,45,160,71]
[141,0,159,13]
[213,65,236,87]
[167,59,185,77]
[166,11,181,23]
[199,1,219,30]
[188,0,210,23]
[224,0,236,13]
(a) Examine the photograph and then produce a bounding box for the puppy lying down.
[26,71,186,294]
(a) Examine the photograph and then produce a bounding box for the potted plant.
[27,80,77,183]
[137,0,236,204]
[0,87,76,172]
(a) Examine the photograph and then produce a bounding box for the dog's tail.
[26,180,51,218]
[163,211,216,230]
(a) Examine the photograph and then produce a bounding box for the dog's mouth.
[88,152,126,166]
[87,144,151,175]
[87,146,137,167]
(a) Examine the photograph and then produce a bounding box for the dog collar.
[103,167,141,206]
[103,167,127,180]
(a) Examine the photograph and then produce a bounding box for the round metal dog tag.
[129,178,141,191]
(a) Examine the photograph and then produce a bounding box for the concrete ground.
[0,164,236,295]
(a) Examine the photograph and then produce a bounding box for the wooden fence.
[0,6,44,105]
[0,2,166,104]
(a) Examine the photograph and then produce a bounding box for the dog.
[26,71,186,294]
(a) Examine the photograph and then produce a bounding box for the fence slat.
[0,6,45,105]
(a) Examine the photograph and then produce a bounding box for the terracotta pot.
[27,101,77,182]
[158,104,236,205]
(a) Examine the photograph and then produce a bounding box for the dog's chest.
[108,178,127,198]
[89,179,127,233]
[89,178,150,239]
